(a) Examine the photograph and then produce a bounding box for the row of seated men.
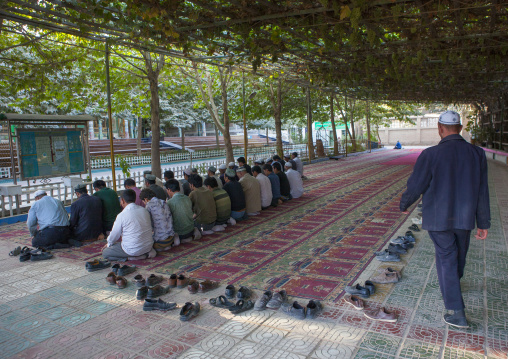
[26,154,305,261]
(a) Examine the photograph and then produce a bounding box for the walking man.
[400,111,490,328]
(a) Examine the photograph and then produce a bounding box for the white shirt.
[255,173,273,208]
[293,157,304,176]
[286,169,304,199]
[107,203,154,256]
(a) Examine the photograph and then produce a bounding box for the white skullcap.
[228,162,235,167]
[183,168,192,176]
[34,190,47,197]
[438,111,461,125]
[219,164,227,170]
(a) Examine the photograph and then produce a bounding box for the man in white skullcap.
[218,163,227,185]
[206,166,222,189]
[284,161,304,199]
[400,110,490,329]
[27,190,71,249]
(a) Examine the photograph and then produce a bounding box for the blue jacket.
[400,134,490,231]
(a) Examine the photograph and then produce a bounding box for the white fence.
[0,144,311,217]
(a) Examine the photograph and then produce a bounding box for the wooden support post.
[105,41,117,191]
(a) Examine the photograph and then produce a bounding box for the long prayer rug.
[0,149,422,302]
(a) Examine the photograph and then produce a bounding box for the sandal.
[229,299,254,314]
[209,295,235,309]
[9,246,21,256]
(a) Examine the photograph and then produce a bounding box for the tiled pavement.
[0,159,507,359]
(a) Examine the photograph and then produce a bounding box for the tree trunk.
[330,94,339,155]
[136,116,142,156]
[181,128,185,150]
[214,124,220,149]
[306,87,315,159]
[269,79,284,158]
[349,99,357,152]
[219,67,234,163]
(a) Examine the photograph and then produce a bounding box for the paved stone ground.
[0,155,506,359]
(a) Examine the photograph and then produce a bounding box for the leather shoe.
[364,307,398,322]
[187,280,199,294]
[343,295,364,310]
[345,284,370,298]
[86,259,111,272]
[198,280,219,293]
[281,301,306,320]
[443,310,469,328]
[177,274,188,288]
[237,286,251,300]
[146,274,164,287]
[116,276,127,289]
[169,274,177,288]
[118,265,136,276]
[225,284,236,299]
[106,272,117,285]
[134,274,146,287]
[254,291,272,311]
[136,286,148,300]
[306,300,323,319]
[364,281,375,296]
[144,298,177,311]
[180,302,200,321]
[147,285,170,299]
[266,290,288,309]
[370,271,399,284]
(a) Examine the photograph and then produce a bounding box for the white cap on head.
[284,161,292,168]
[34,190,47,198]
[228,162,235,167]
[183,168,192,176]
[219,164,227,170]
[438,111,461,125]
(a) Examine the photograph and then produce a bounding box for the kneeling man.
[102,189,156,261]
[70,184,104,244]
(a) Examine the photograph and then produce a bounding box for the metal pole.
[242,72,248,160]
[345,95,348,157]
[105,41,117,191]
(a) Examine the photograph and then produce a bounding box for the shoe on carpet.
[116,276,127,289]
[225,284,236,299]
[117,265,136,276]
[180,302,200,321]
[136,286,148,300]
[387,244,407,254]
[9,246,22,256]
[147,284,170,299]
[375,252,401,262]
[443,310,469,328]
[198,280,220,293]
[111,264,120,275]
[86,259,111,272]
[30,250,53,261]
[306,300,323,319]
[364,307,398,323]
[237,286,252,300]
[254,291,273,311]
[370,271,399,284]
[106,272,117,285]
[134,274,146,287]
[187,280,199,294]
[281,301,306,320]
[229,299,254,314]
[209,295,235,309]
[143,298,177,311]
[343,295,364,310]
[146,274,164,287]
[390,236,411,246]
[266,290,288,309]
[169,274,177,288]
[19,253,31,262]
[408,224,420,232]
[345,284,370,298]
[364,280,375,296]
[177,274,189,288]
[193,228,202,240]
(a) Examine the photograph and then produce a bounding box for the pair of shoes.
[111,264,137,276]
[134,274,164,288]
[374,243,407,256]
[408,224,420,232]
[364,307,398,322]
[254,291,272,311]
[390,236,414,248]
[180,302,200,321]
[209,295,236,309]
[222,285,251,300]
[343,295,365,310]
[143,298,177,311]
[281,300,323,319]
[136,284,170,300]
[86,259,111,272]
[168,274,188,288]
[375,252,401,262]
[404,231,416,242]
[345,281,375,298]
[188,279,220,294]
[106,272,128,289]
[370,268,401,284]
[266,290,288,309]
[28,249,53,261]
[229,299,254,314]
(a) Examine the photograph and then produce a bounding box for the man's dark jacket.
[70,194,103,240]
[400,134,490,231]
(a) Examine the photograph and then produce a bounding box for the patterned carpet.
[0,149,421,302]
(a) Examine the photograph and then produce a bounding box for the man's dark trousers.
[428,229,471,311]
[32,226,71,249]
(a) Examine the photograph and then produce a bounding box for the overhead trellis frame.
[1,1,507,104]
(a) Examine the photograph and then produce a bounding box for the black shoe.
[364,281,375,296]
[237,286,251,300]
[387,244,407,254]
[85,259,111,272]
[225,284,236,299]
[345,284,370,298]
[408,224,420,232]
[136,286,148,300]
[118,265,137,276]
[306,300,323,319]
[30,252,53,261]
[443,311,469,328]
[143,298,177,311]
[147,285,170,299]
[19,253,31,262]
[180,302,200,321]
[111,263,121,275]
